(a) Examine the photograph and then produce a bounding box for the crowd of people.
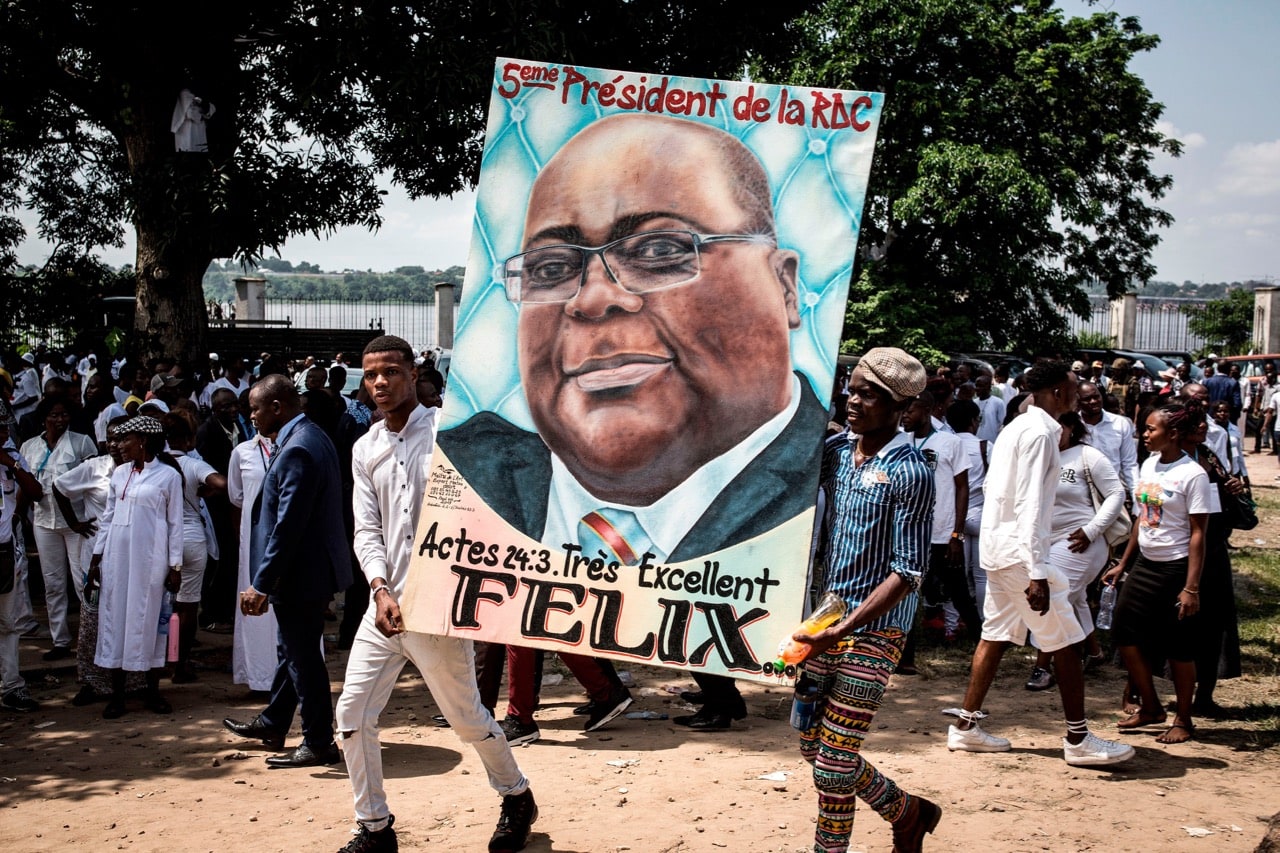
[0,339,1257,853]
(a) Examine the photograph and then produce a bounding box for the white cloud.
[1218,139,1280,197]
[1155,120,1206,150]
[1207,212,1280,228]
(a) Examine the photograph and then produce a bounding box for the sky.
[14,0,1280,286]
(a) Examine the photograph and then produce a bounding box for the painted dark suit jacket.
[250,417,353,602]
[436,376,829,562]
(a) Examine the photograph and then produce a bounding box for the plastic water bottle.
[1096,584,1118,630]
[790,674,823,731]
[776,592,848,666]
[167,610,181,663]
[158,592,172,636]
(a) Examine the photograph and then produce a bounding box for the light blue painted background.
[441,60,884,432]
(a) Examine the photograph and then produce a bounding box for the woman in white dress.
[52,415,144,704]
[86,416,184,718]
[227,433,277,692]
[1024,411,1125,691]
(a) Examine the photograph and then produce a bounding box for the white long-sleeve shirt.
[979,404,1060,579]
[1082,409,1139,496]
[351,404,438,594]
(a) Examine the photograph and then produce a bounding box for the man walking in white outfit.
[335,336,537,853]
[947,361,1133,767]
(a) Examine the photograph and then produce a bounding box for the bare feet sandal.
[1117,709,1167,729]
[1155,721,1194,744]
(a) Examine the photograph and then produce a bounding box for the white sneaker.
[947,723,1011,752]
[1063,731,1135,766]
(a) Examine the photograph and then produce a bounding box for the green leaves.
[756,0,1177,357]
[2,0,820,360]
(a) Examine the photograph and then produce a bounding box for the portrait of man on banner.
[438,112,830,566]
[403,59,882,684]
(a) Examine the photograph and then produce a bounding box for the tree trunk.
[133,234,210,369]
[120,86,215,369]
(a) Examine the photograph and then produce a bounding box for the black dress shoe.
[672,708,734,731]
[679,691,706,704]
[265,741,341,768]
[223,714,287,749]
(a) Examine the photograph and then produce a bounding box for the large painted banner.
[401,58,883,684]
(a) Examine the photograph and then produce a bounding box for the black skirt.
[1113,554,1199,662]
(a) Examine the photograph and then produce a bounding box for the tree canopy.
[1183,288,1255,358]
[0,1,816,362]
[755,0,1179,359]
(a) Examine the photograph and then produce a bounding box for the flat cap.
[857,347,927,401]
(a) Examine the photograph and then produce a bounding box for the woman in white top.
[227,433,277,692]
[1024,411,1125,691]
[86,415,184,719]
[161,412,227,683]
[18,398,97,658]
[1104,402,1213,744]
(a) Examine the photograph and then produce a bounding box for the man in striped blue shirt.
[791,347,941,853]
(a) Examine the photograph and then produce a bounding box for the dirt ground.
[3,458,1278,853]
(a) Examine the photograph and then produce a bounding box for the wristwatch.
[950,531,964,541]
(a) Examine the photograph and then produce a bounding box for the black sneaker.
[583,685,632,732]
[489,789,537,853]
[339,815,397,853]
[42,645,73,662]
[499,715,540,746]
[1,687,40,712]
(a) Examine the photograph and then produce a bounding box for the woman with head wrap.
[85,416,184,718]
[52,415,146,704]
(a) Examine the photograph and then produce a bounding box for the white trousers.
[1,582,24,694]
[335,611,529,828]
[33,526,87,648]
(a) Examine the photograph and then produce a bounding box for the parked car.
[945,353,994,379]
[1075,348,1183,390]
[1214,354,1280,382]
[963,351,1029,379]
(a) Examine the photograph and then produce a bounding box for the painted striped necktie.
[578,509,652,566]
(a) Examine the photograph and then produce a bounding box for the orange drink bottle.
[776,592,848,665]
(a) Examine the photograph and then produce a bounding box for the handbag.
[1221,482,1259,531]
[1081,451,1133,548]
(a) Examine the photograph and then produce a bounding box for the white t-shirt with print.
[1134,452,1213,561]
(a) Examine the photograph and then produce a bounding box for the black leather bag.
[1222,484,1259,531]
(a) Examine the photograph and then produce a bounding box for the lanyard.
[36,444,55,476]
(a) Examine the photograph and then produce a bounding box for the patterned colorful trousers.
[800,629,907,853]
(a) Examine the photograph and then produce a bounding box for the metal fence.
[215,297,458,352]
[1063,295,1233,353]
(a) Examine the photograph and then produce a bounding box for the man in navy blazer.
[224,374,352,768]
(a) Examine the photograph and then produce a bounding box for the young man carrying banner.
[792,347,942,853]
[335,336,537,853]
